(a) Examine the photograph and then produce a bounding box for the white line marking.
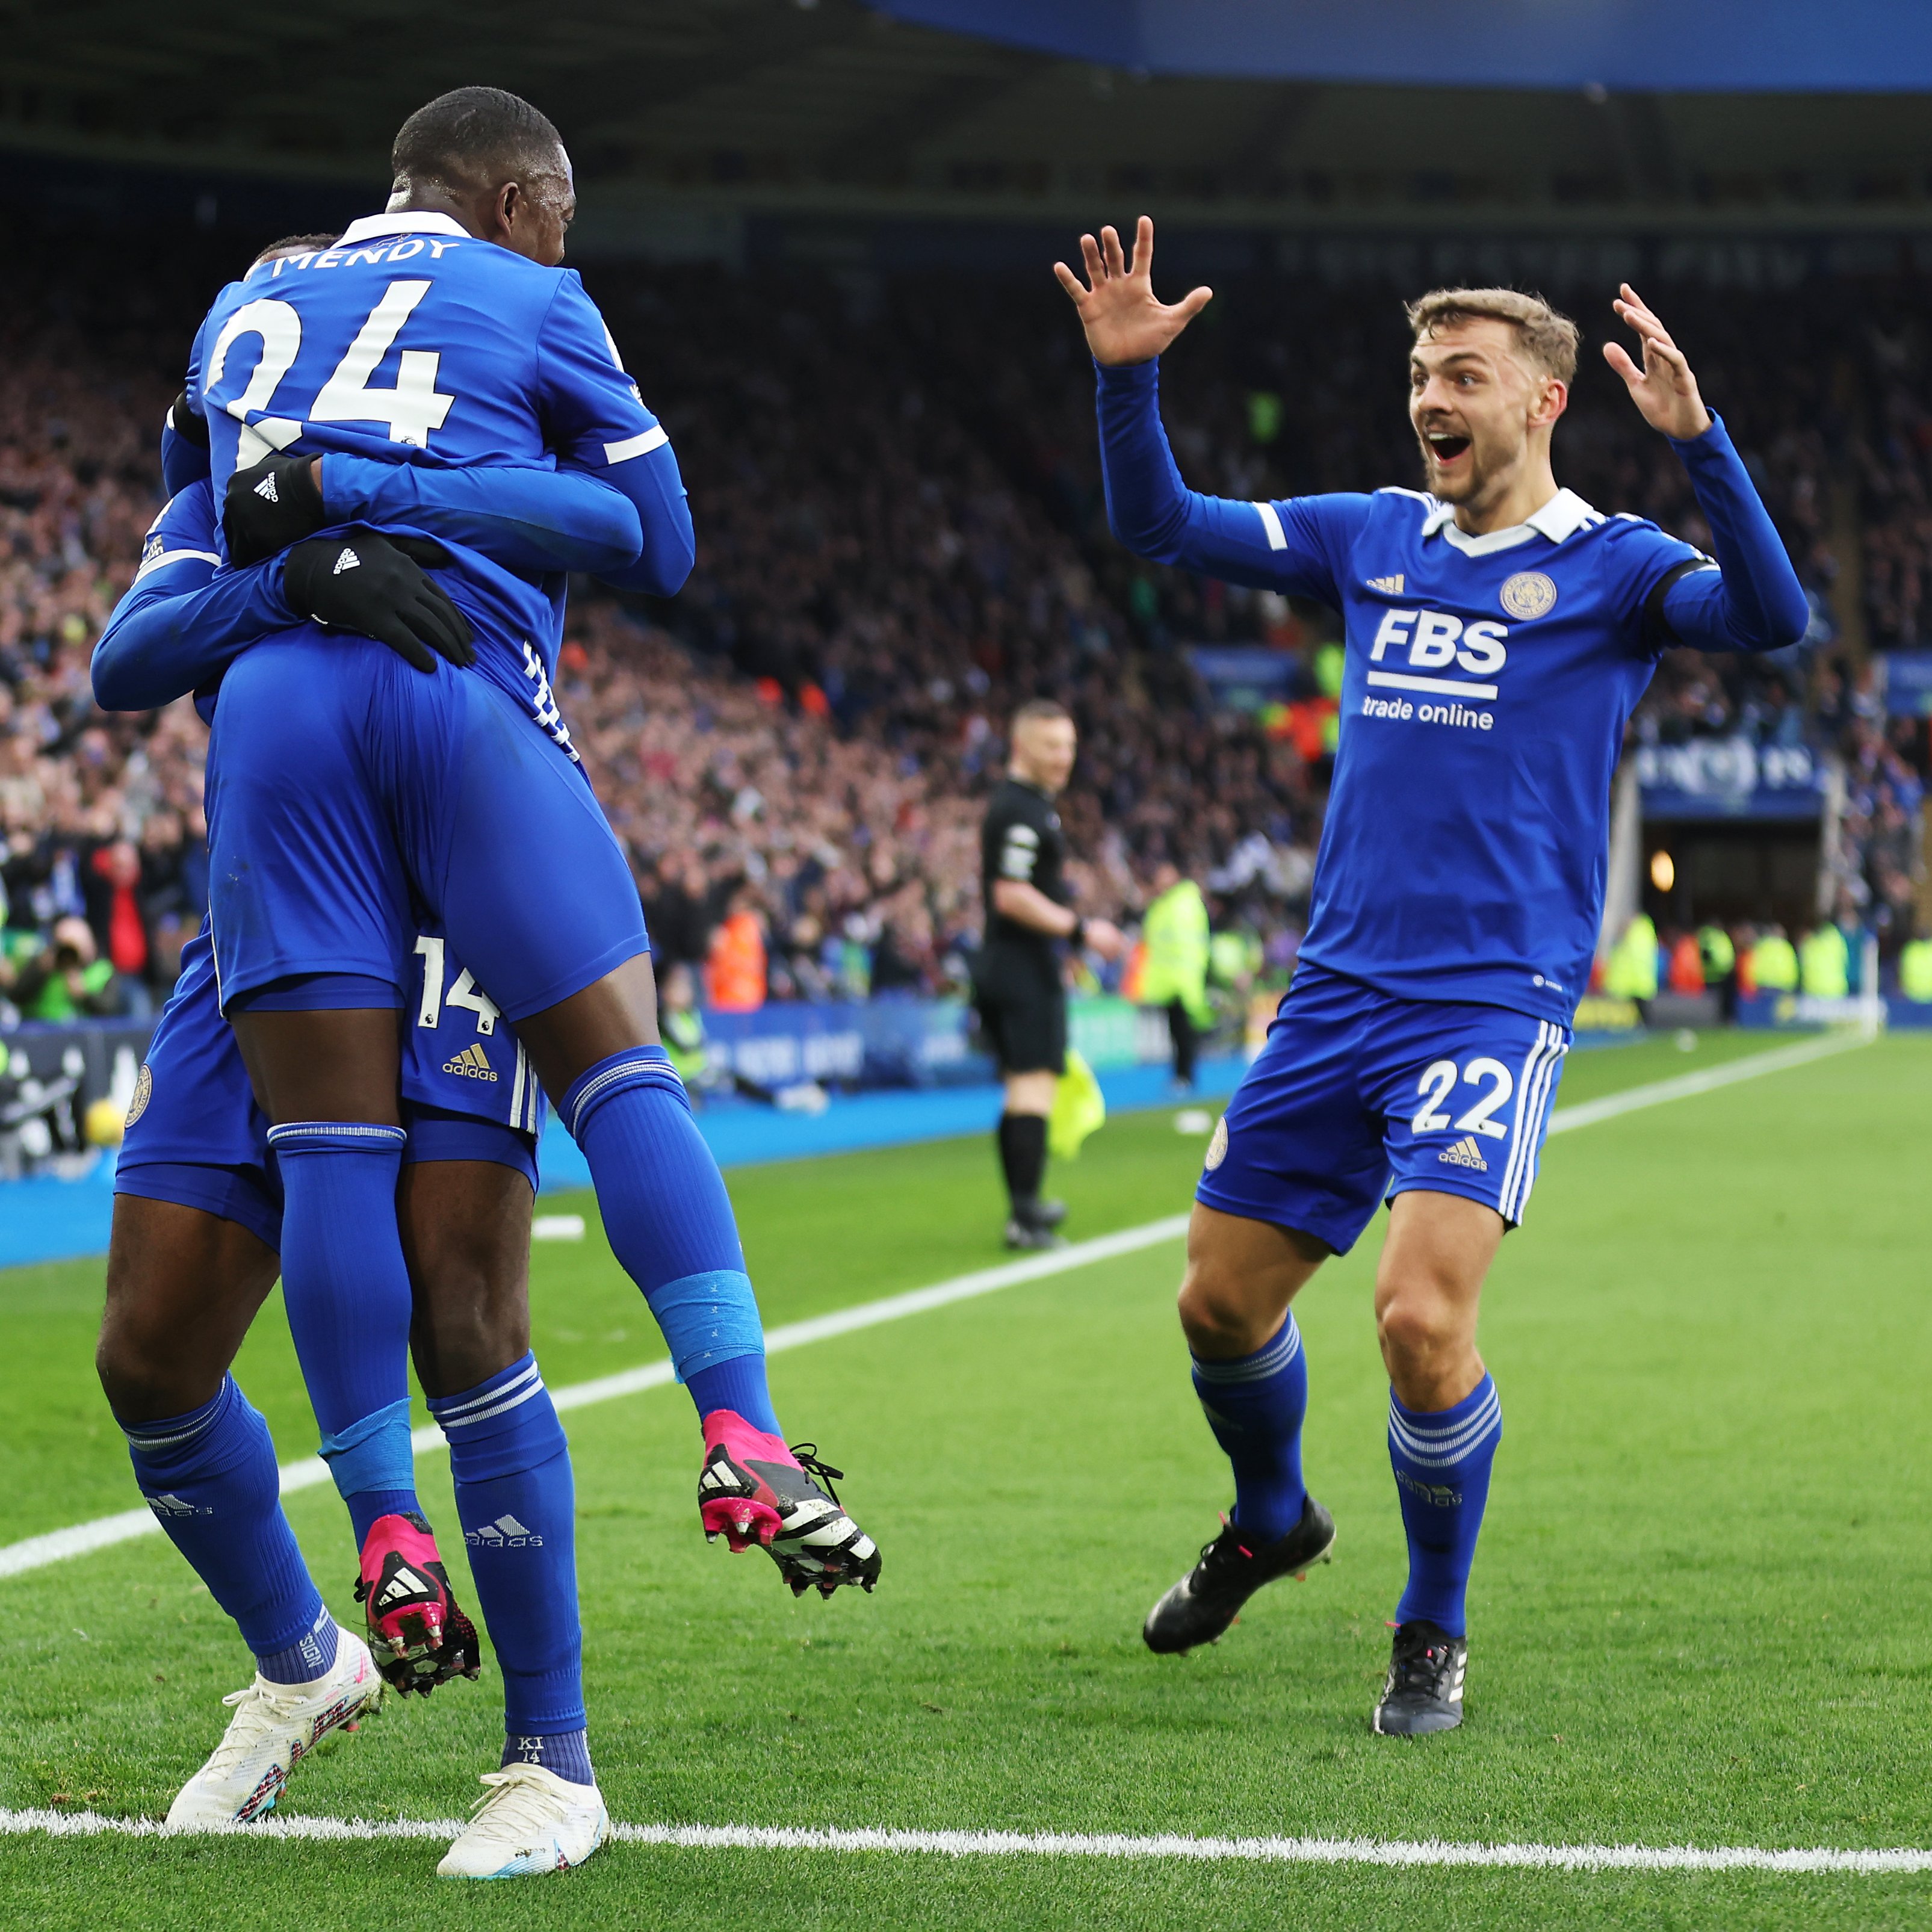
[0,1030,1877,1584]
[0,1807,1924,1872]
[0,1216,1189,1581]
[1544,1027,1871,1137]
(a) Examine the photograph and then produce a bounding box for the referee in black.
[973,700,1124,1249]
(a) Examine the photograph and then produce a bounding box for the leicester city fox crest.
[125,1062,154,1129]
[1500,571,1558,621]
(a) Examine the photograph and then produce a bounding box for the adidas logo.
[332,545,360,575]
[146,1493,204,1517]
[465,1512,542,1549]
[1437,1135,1488,1172]
[376,1566,426,1608]
[1393,1469,1463,1508]
[1367,573,1404,594]
[442,1042,498,1082]
[253,472,279,503]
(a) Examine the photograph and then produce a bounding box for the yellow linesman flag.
[1048,1049,1107,1162]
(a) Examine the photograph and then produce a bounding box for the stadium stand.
[5,235,1930,1026]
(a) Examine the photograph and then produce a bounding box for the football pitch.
[1,1027,1928,1930]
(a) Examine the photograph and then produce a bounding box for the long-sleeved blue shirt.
[176,211,696,742]
[94,451,643,717]
[1097,356,1810,1025]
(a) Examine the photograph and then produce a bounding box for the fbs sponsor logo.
[467,1512,543,1549]
[1393,1468,1463,1509]
[1366,573,1404,595]
[443,1042,498,1082]
[1437,1135,1488,1172]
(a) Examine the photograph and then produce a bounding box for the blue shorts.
[1197,964,1570,1255]
[117,922,543,1253]
[204,626,646,1020]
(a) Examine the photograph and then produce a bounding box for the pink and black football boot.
[353,1511,483,1695]
[698,1411,882,1599]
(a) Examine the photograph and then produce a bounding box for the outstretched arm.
[1605,286,1809,654]
[1068,221,1365,598]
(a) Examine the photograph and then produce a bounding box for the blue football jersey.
[186,211,664,756]
[1246,485,1696,1023]
[1094,359,1810,1027]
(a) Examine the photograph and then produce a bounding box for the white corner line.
[0,1029,1874,1586]
[0,1807,1924,1874]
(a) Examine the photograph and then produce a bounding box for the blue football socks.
[121,1376,336,1682]
[266,1122,423,1547]
[1387,1373,1503,1636]
[1191,1313,1310,1543]
[429,1354,590,1784]
[560,1048,782,1437]
[501,1729,595,1788]
[256,1603,341,1686]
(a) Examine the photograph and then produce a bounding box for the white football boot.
[437,1763,612,1878]
[164,1626,382,1827]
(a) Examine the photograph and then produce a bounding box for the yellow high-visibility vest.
[1799,924,1849,1000]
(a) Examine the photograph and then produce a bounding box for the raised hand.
[1602,285,1712,441]
[1053,217,1212,367]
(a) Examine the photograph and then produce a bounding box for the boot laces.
[467,1765,574,1832]
[786,1442,845,1506]
[1389,1627,1455,1694]
[203,1679,306,1777]
[1194,1516,1255,1580]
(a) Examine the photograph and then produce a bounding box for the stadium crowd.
[1,239,1927,1026]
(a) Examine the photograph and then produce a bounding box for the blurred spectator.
[704,885,768,1013]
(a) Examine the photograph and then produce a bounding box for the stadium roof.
[876,1,1932,94]
[7,0,1932,249]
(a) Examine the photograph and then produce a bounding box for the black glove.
[282,532,475,674]
[167,391,210,448]
[224,451,329,566]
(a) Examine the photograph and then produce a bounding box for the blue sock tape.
[648,1269,765,1385]
[318,1396,416,1498]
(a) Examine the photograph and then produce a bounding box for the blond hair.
[1405,287,1580,386]
[1011,698,1071,729]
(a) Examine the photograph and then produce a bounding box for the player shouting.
[1056,218,1806,1733]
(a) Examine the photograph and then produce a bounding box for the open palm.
[1602,285,1712,440]
[1053,217,1212,367]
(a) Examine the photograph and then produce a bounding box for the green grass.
[2,1028,1928,1929]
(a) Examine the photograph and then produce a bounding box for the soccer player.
[973,701,1124,1248]
[1056,219,1807,1733]
[172,85,875,1720]
[94,303,654,1867]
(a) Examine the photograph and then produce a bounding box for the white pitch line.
[1,1807,1925,1874]
[0,1028,1875,1585]
[1545,1026,1872,1136]
[0,1215,1189,1582]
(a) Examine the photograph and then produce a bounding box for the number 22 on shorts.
[1412,1056,1514,1138]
